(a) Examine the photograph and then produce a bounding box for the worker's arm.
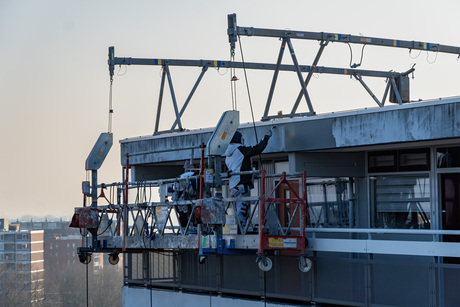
[239,133,271,157]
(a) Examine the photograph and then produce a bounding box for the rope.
[86,261,89,307]
[237,35,263,164]
[426,46,439,64]
[237,35,259,142]
[348,43,366,68]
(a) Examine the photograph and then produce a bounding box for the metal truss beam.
[110,56,402,78]
[227,13,460,120]
[109,47,408,129]
[228,14,460,56]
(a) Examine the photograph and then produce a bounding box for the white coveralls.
[224,133,271,228]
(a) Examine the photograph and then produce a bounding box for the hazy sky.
[1,0,460,219]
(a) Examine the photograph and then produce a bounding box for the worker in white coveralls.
[224,129,272,229]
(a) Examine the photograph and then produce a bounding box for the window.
[437,146,460,168]
[369,151,397,172]
[369,149,430,173]
[306,177,354,227]
[371,174,430,229]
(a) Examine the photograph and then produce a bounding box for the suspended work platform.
[73,167,311,272]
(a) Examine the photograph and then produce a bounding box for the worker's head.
[230,131,243,144]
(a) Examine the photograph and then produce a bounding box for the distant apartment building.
[19,219,113,273]
[0,220,44,306]
[0,218,8,231]
[47,235,82,269]
[19,220,83,271]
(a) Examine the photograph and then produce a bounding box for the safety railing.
[75,169,312,246]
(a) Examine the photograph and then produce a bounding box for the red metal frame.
[258,169,307,255]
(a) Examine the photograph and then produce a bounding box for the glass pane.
[399,152,427,167]
[371,175,430,228]
[437,146,460,168]
[306,178,353,228]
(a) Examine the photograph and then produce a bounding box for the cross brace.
[108,46,410,131]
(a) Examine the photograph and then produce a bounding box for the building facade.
[0,226,44,306]
[107,98,460,307]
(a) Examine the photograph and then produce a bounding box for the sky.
[1,0,460,220]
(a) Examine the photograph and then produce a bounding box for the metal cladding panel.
[284,118,336,151]
[233,124,283,154]
[120,99,460,165]
[331,102,460,148]
[285,100,460,151]
[291,152,365,177]
[120,131,213,166]
[120,124,277,166]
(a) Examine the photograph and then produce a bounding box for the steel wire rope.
[214,66,229,76]
[347,42,366,68]
[86,260,89,307]
[426,46,439,64]
[237,35,262,164]
[237,36,264,235]
[237,35,259,140]
[409,49,422,59]
[264,270,267,307]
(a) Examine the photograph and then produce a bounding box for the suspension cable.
[237,35,263,163]
[237,35,259,142]
[86,262,89,307]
